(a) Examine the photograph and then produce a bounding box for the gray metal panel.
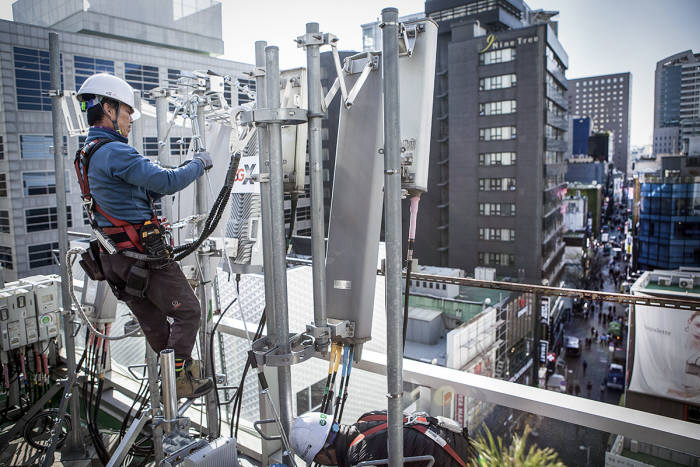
[326,57,384,343]
[180,437,239,467]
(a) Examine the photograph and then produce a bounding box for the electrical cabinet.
[19,275,61,342]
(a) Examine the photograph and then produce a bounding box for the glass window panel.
[14,47,62,111]
[28,242,59,268]
[0,246,13,270]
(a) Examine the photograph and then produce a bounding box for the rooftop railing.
[214,317,700,461]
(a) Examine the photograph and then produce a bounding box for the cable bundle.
[173,153,241,262]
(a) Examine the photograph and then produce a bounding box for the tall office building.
[0,0,263,279]
[566,73,632,173]
[406,0,569,284]
[653,50,700,156]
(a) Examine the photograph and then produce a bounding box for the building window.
[74,56,114,91]
[545,125,565,141]
[25,206,72,232]
[23,171,69,196]
[143,137,159,157]
[479,48,516,65]
[0,246,13,270]
[28,242,59,268]
[295,378,326,416]
[170,137,192,156]
[296,206,311,221]
[478,252,515,266]
[20,135,54,159]
[479,178,516,192]
[0,174,7,197]
[0,136,4,160]
[14,47,60,111]
[167,69,181,111]
[167,68,181,88]
[480,100,516,116]
[479,126,516,141]
[545,151,564,164]
[479,152,516,166]
[237,78,256,105]
[479,228,515,241]
[0,211,9,234]
[124,63,159,104]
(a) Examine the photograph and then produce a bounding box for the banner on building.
[629,305,700,404]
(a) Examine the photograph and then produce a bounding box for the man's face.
[314,446,337,465]
[104,101,134,137]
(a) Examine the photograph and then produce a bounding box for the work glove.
[194,151,213,171]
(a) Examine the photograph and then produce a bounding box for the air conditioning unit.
[657,276,672,286]
[679,277,694,289]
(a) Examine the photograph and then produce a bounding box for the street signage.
[539,339,549,364]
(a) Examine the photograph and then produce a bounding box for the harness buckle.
[406,413,430,426]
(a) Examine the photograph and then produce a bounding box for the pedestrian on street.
[600,380,606,399]
[575,384,581,396]
[586,381,593,398]
[591,326,595,337]
[582,360,588,375]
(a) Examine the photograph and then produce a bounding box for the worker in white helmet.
[75,73,213,399]
[290,410,473,466]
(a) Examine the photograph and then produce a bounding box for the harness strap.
[348,416,467,467]
[410,424,466,467]
[75,137,159,254]
[357,414,430,425]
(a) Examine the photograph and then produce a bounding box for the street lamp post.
[579,444,591,466]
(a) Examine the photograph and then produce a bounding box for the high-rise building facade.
[0,0,260,279]
[410,0,569,284]
[653,50,700,156]
[566,73,632,173]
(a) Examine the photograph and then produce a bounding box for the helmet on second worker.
[289,412,334,463]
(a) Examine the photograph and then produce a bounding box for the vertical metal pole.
[305,23,329,345]
[49,31,83,454]
[531,293,541,387]
[256,41,276,331]
[381,9,404,467]
[146,345,164,460]
[255,41,281,463]
[160,349,178,434]
[131,91,144,154]
[265,45,294,458]
[195,108,219,437]
[155,93,174,222]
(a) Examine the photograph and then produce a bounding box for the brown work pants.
[100,253,201,359]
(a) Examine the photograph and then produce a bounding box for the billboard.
[629,306,700,404]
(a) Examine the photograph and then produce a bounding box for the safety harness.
[74,138,165,255]
[348,413,467,467]
[74,138,172,299]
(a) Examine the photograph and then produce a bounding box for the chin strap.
[111,102,122,135]
[98,99,122,135]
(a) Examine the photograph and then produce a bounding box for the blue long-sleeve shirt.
[85,127,203,227]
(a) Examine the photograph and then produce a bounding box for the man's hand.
[194,151,213,171]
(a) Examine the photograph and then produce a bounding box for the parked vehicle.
[606,363,624,390]
[564,336,581,357]
[547,373,567,393]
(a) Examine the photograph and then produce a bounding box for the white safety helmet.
[77,73,141,120]
[290,412,334,464]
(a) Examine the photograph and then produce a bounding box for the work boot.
[175,359,213,399]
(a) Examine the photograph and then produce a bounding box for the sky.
[1,0,699,147]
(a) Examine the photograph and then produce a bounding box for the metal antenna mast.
[381,8,405,467]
